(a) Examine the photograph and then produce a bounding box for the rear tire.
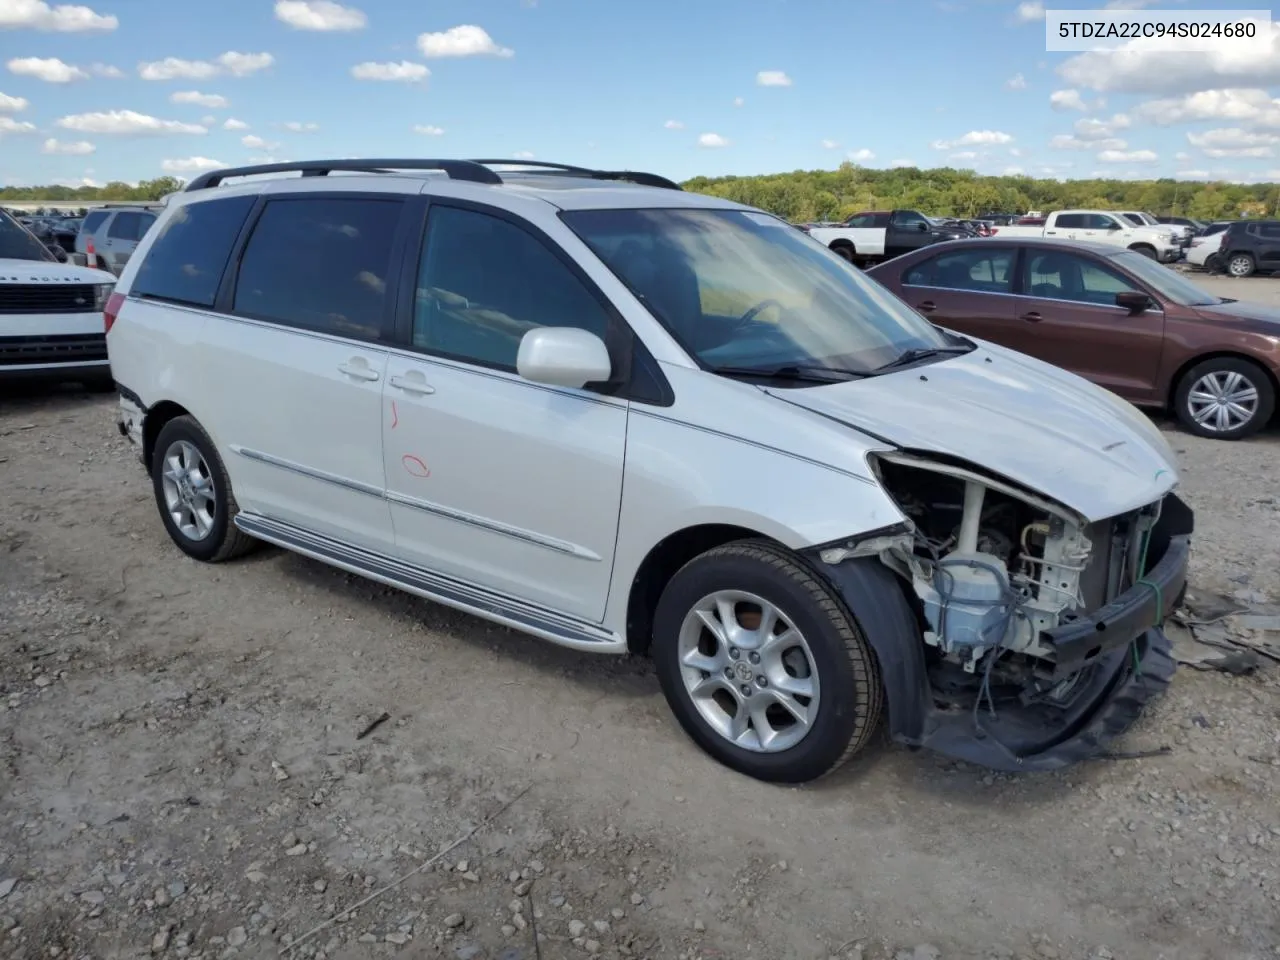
[830,244,856,264]
[150,415,259,562]
[1226,253,1255,278]
[652,539,883,783]
[1173,357,1274,440]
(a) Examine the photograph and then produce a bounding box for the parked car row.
[1184,219,1280,278]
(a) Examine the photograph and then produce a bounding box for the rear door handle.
[389,374,435,396]
[917,300,936,312]
[1020,311,1043,323]
[337,360,380,382]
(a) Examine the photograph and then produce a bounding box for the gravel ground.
[1,274,1278,960]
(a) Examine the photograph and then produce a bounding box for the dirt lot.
[2,274,1279,960]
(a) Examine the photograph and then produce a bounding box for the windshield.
[562,207,953,375]
[1108,249,1222,306]
[0,209,56,262]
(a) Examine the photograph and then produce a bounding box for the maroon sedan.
[866,238,1280,440]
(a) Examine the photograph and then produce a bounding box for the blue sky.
[1,0,1279,188]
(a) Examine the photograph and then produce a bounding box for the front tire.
[652,540,883,783]
[1174,357,1275,440]
[1129,244,1157,260]
[150,415,259,562]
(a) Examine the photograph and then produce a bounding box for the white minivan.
[105,159,1193,783]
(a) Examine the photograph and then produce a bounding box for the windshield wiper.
[709,364,865,384]
[870,344,973,373]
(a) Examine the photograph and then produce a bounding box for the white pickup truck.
[990,210,1182,262]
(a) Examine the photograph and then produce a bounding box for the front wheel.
[652,540,883,783]
[1129,244,1157,260]
[1174,357,1275,440]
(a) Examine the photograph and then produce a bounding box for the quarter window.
[1025,251,1141,307]
[411,204,612,370]
[233,197,403,341]
[133,195,256,308]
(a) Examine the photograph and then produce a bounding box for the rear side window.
[133,195,255,308]
[81,210,109,235]
[232,197,403,341]
[1054,214,1086,229]
[108,212,142,240]
[1256,223,1280,239]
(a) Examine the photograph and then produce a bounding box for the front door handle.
[917,300,936,312]
[1020,311,1043,323]
[389,373,435,396]
[337,360,380,382]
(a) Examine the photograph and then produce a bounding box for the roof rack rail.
[183,158,503,191]
[467,159,684,191]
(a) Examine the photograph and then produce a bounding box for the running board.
[233,513,627,654]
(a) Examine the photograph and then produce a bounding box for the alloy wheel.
[1186,370,1260,434]
[160,439,217,541]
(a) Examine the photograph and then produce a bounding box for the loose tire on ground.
[150,415,259,562]
[1173,356,1275,440]
[652,538,884,784]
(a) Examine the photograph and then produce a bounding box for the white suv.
[107,159,1194,783]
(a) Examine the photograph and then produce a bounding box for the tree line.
[3,164,1279,222]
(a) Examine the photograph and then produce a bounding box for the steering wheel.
[736,298,785,329]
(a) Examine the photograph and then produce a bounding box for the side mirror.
[46,243,68,262]
[916,222,929,232]
[516,327,612,389]
[1115,291,1151,313]
[1105,222,1121,230]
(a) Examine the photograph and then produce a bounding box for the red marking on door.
[401,454,430,479]
[390,400,399,429]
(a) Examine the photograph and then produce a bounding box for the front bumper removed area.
[814,497,1192,773]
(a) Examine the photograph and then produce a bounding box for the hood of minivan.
[767,343,1178,522]
[0,257,114,284]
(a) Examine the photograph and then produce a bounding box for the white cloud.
[663,119,683,130]
[512,150,534,159]
[1097,148,1158,163]
[170,90,228,108]
[931,129,1014,149]
[7,56,87,82]
[1006,73,1027,90]
[1050,89,1087,112]
[241,133,280,150]
[1133,88,1280,128]
[1073,114,1131,140]
[0,115,36,135]
[161,156,225,173]
[732,96,744,107]
[0,91,28,111]
[274,0,366,30]
[139,51,274,81]
[1014,1,1044,22]
[417,25,513,58]
[1003,165,1025,175]
[1175,169,1211,179]
[90,62,122,77]
[0,0,117,31]
[756,70,792,87]
[1186,127,1279,157]
[847,148,875,162]
[56,109,207,135]
[200,114,215,125]
[412,124,444,136]
[698,132,729,148]
[222,117,248,130]
[282,120,318,132]
[350,60,428,82]
[1057,18,1279,95]
[51,175,102,187]
[1009,147,1024,157]
[41,136,93,153]
[1050,134,1128,151]
[1174,151,1190,160]
[820,138,838,149]
[889,158,916,168]
[949,151,979,161]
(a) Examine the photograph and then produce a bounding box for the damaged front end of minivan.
[807,450,1193,772]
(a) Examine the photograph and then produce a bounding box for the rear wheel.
[1174,357,1275,440]
[150,415,259,562]
[830,244,856,264]
[1226,253,1255,278]
[652,539,883,783]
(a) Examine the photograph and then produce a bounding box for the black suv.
[1217,220,1280,278]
